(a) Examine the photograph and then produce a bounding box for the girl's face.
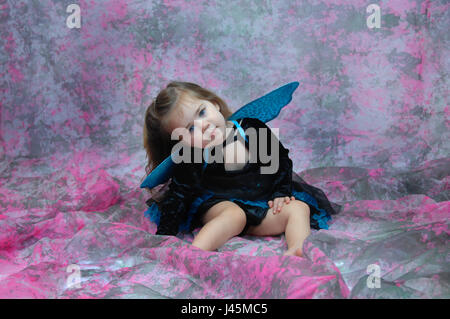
[163,92,231,149]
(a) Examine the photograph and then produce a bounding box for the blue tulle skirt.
[144,189,332,234]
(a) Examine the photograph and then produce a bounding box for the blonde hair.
[141,81,233,193]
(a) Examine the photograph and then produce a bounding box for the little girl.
[143,81,341,257]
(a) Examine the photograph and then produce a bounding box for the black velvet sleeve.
[245,118,293,199]
[155,162,199,236]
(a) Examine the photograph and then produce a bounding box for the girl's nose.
[202,121,212,133]
[193,119,213,134]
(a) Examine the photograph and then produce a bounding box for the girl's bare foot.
[283,247,303,258]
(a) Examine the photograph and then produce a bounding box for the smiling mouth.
[204,126,216,138]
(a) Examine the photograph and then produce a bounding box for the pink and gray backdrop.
[0,0,449,298]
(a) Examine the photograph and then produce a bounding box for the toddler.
[143,81,340,257]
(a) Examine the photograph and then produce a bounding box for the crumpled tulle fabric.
[1,153,449,298]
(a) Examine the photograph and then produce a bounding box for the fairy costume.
[144,117,342,236]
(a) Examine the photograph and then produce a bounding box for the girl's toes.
[283,250,294,256]
[294,248,303,257]
[283,248,304,257]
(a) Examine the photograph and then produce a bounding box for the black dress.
[145,117,341,236]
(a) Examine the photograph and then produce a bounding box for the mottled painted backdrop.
[0,0,449,298]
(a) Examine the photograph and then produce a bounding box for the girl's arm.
[246,117,293,199]
[245,118,341,216]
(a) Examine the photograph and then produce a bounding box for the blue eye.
[188,108,205,133]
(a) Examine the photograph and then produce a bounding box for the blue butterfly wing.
[228,81,299,122]
[140,154,175,189]
[140,81,299,189]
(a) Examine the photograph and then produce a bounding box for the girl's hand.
[268,196,296,214]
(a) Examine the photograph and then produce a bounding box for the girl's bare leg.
[246,200,311,257]
[192,201,247,251]
[283,202,311,256]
